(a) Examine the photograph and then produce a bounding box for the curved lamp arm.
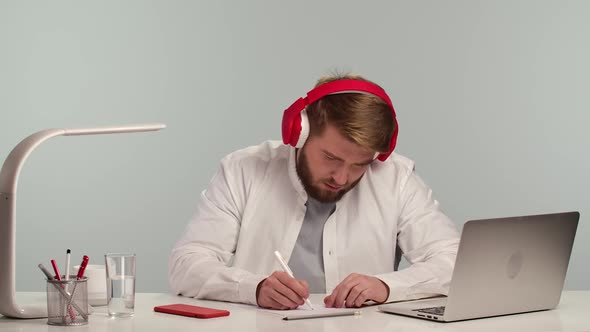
[0,123,165,318]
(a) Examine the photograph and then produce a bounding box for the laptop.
[379,211,579,322]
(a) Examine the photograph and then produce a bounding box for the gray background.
[1,1,588,293]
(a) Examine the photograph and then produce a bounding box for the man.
[169,74,459,310]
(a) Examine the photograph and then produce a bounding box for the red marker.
[50,259,62,280]
[51,258,75,321]
[76,255,90,279]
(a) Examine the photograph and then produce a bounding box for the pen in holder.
[46,277,89,326]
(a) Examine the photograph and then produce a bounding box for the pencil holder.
[46,277,89,326]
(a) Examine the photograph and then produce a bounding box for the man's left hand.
[324,273,389,308]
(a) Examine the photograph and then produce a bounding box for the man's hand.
[256,271,310,310]
[324,273,389,308]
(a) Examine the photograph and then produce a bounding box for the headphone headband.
[281,79,398,161]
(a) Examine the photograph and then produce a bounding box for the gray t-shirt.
[288,198,336,293]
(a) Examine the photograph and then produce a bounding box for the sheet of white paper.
[262,302,361,320]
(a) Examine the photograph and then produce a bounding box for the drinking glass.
[105,253,136,317]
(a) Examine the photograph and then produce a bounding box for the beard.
[296,149,362,203]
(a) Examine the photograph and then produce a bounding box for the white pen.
[274,250,314,310]
[64,249,71,281]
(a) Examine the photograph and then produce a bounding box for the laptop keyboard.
[414,306,446,316]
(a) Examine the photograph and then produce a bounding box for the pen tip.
[67,249,71,254]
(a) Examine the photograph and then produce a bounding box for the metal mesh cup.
[46,277,89,326]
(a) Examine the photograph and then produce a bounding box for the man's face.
[296,124,375,203]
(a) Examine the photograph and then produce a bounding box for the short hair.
[305,74,396,153]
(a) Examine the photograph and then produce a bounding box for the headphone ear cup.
[376,116,399,161]
[282,97,307,146]
[294,109,310,148]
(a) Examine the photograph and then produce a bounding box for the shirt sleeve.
[168,157,266,305]
[374,170,460,302]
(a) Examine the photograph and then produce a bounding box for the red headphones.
[281,79,399,162]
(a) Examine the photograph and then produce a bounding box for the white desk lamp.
[0,123,165,318]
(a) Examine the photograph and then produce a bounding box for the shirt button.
[328,250,333,255]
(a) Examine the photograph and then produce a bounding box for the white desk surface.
[1,291,588,331]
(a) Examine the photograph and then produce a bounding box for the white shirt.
[169,141,460,305]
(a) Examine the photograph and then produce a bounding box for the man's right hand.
[256,271,310,309]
